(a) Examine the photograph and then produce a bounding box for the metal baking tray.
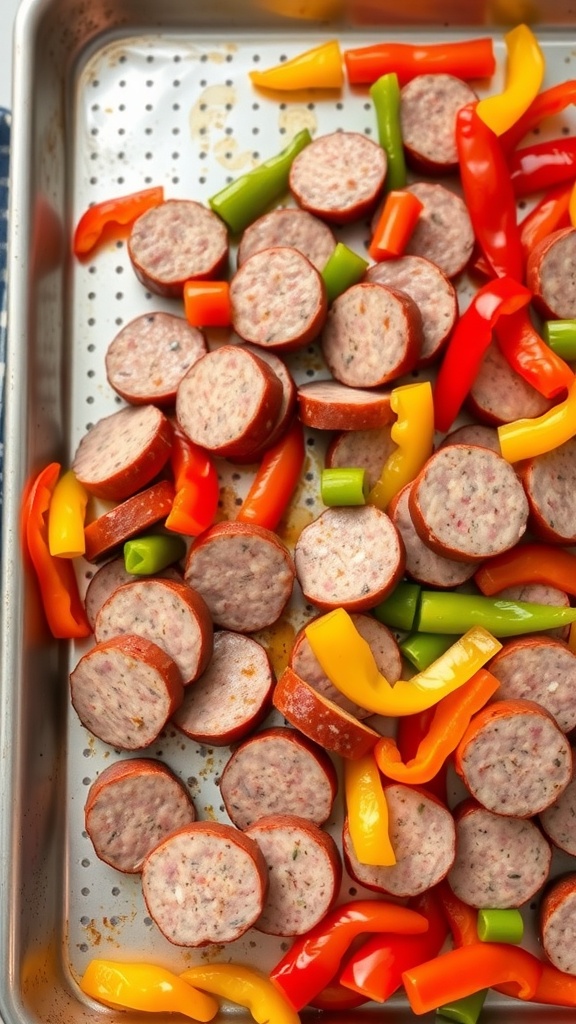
[3,1,576,1022]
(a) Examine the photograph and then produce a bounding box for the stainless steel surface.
[3,2,576,1023]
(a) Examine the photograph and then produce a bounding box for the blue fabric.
[0,109,9,507]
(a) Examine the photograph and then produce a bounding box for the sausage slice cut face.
[289,130,387,223]
[105,313,207,406]
[400,74,477,174]
[527,226,576,320]
[403,182,474,278]
[488,636,576,733]
[237,208,336,271]
[540,761,576,856]
[540,875,576,975]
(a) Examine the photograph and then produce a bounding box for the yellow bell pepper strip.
[48,469,88,558]
[249,40,343,91]
[344,752,395,866]
[79,960,218,1021]
[180,964,300,1024]
[270,899,429,1011]
[416,590,576,636]
[373,580,421,631]
[374,669,500,785]
[476,25,544,137]
[498,377,576,462]
[474,542,576,599]
[368,381,434,511]
[304,609,501,717]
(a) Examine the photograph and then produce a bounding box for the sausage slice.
[468,341,552,426]
[290,131,387,224]
[540,875,576,975]
[527,226,576,320]
[83,480,175,563]
[488,636,576,733]
[519,437,576,545]
[403,182,474,278]
[540,759,576,856]
[105,313,207,406]
[237,208,336,271]
[326,426,395,491]
[84,557,181,630]
[389,482,476,588]
[400,74,477,174]
[297,381,393,431]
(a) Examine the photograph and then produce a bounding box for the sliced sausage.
[400,74,477,174]
[519,437,576,545]
[448,799,551,909]
[321,283,423,387]
[84,480,175,563]
[72,404,172,501]
[439,423,500,452]
[94,578,213,686]
[235,343,297,455]
[141,821,268,946]
[172,631,274,744]
[494,583,570,641]
[389,483,476,588]
[70,634,183,749]
[105,313,207,406]
[290,612,402,721]
[540,874,576,975]
[176,344,283,460]
[454,698,573,818]
[84,758,196,873]
[409,445,529,562]
[468,341,552,425]
[273,666,380,760]
[297,381,393,431]
[342,784,456,897]
[128,199,228,297]
[84,557,181,631]
[365,255,457,366]
[326,426,395,491]
[295,505,404,612]
[403,182,474,278]
[540,758,576,856]
[245,814,341,936]
[527,226,576,320]
[219,726,338,830]
[230,247,327,352]
[184,521,295,633]
[237,208,336,271]
[289,131,387,224]
[488,636,576,734]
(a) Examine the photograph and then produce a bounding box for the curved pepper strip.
[456,104,523,281]
[73,186,164,256]
[164,427,219,537]
[396,705,448,801]
[509,136,576,197]
[344,752,395,866]
[249,40,343,91]
[498,377,576,461]
[304,609,501,717]
[180,964,300,1024]
[474,542,576,598]
[343,38,495,86]
[519,183,572,265]
[501,79,576,153]
[369,73,407,190]
[236,419,305,531]
[368,381,433,510]
[436,881,479,947]
[23,463,91,639]
[494,306,574,399]
[374,669,500,785]
[48,469,88,558]
[80,960,218,1021]
[270,900,429,1011]
[402,943,543,1014]
[476,24,544,136]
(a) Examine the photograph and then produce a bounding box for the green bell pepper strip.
[123,534,186,575]
[372,580,421,631]
[437,989,488,1024]
[400,632,455,671]
[321,242,368,303]
[208,129,311,234]
[416,591,576,637]
[543,319,576,360]
[369,73,407,190]
[477,908,524,944]
[321,467,367,506]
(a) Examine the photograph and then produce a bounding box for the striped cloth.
[0,109,9,507]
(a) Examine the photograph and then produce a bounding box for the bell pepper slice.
[436,881,479,947]
[80,960,218,1021]
[477,908,524,944]
[235,418,305,531]
[123,534,186,575]
[456,104,523,281]
[343,37,495,87]
[304,609,501,717]
[47,468,88,558]
[180,964,299,1024]
[433,276,531,433]
[498,377,576,461]
[399,633,454,673]
[509,136,576,197]
[23,463,91,639]
[368,381,434,511]
[344,752,395,866]
[402,943,543,1014]
[184,281,231,328]
[543,318,576,359]
[321,467,368,507]
[270,899,429,1011]
[395,704,448,802]
[474,542,576,598]
[321,242,367,303]
[339,889,447,1003]
[374,669,500,785]
[513,961,576,1006]
[164,428,219,537]
[73,186,164,256]
[437,990,487,1024]
[519,183,572,264]
[249,40,343,91]
[370,73,407,190]
[308,976,369,1010]
[475,24,544,137]
[416,590,576,636]
[368,190,423,261]
[373,580,421,632]
[501,79,576,153]
[494,306,574,399]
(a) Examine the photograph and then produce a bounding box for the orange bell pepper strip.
[474,542,576,598]
[396,707,447,802]
[236,418,305,531]
[343,37,495,87]
[374,669,499,785]
[73,186,164,256]
[184,281,231,328]
[164,428,219,537]
[249,40,343,91]
[22,463,91,639]
[518,183,572,264]
[368,190,423,261]
[498,377,576,462]
[504,961,576,1007]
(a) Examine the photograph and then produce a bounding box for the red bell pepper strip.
[22,463,91,639]
[494,307,574,399]
[396,708,447,802]
[501,80,576,153]
[269,900,429,1011]
[436,881,478,948]
[164,428,219,537]
[73,186,164,256]
[502,961,576,1007]
[235,419,305,531]
[338,889,447,1003]
[509,137,576,197]
[343,38,495,87]
[368,190,423,261]
[433,276,532,432]
[184,281,231,328]
[456,103,523,281]
[518,183,572,265]
[474,542,576,598]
